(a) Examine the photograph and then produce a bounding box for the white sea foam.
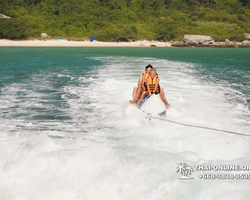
[0,56,250,200]
[58,74,74,80]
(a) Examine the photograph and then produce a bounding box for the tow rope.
[153,116,250,138]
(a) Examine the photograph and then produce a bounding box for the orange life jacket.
[147,76,160,93]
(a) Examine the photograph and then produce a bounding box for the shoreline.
[0,39,250,48]
[0,39,172,47]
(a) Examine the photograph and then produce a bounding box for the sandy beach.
[0,39,172,47]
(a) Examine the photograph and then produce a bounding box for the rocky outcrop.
[225,39,237,46]
[41,33,50,38]
[0,14,11,19]
[169,38,250,48]
[242,40,250,46]
[171,41,189,47]
[225,39,230,45]
[183,35,215,45]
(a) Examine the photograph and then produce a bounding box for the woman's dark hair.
[145,64,153,70]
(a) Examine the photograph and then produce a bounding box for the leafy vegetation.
[0,0,250,41]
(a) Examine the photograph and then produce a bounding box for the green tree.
[0,19,30,39]
[154,19,177,40]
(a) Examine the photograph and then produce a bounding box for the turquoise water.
[0,47,250,199]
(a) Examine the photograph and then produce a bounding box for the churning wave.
[0,56,250,200]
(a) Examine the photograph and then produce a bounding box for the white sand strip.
[0,39,172,47]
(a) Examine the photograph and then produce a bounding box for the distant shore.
[0,39,172,47]
[1,39,250,48]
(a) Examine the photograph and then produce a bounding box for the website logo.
[177,163,194,180]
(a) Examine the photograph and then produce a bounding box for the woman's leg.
[132,87,138,100]
[129,87,138,103]
[130,87,143,104]
[136,91,147,107]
